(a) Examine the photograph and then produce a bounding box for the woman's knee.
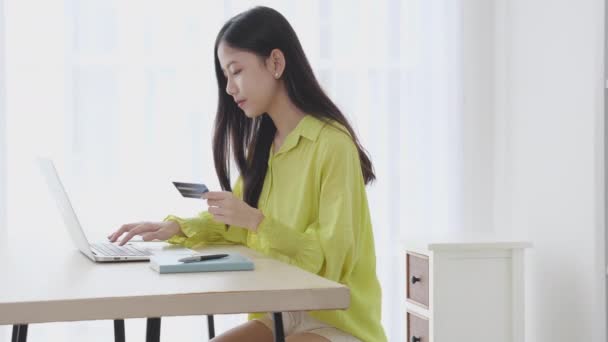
[286,332,331,342]
[210,320,273,342]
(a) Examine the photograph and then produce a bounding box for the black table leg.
[146,317,161,342]
[207,315,215,339]
[272,313,285,342]
[114,319,125,342]
[11,324,28,342]
[11,325,17,342]
[11,324,19,342]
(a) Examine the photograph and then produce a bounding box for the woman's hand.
[203,191,264,231]
[107,220,183,246]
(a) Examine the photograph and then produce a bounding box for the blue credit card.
[172,181,209,199]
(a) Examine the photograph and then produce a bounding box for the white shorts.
[255,311,360,342]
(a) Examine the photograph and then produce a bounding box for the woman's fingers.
[208,206,228,216]
[203,191,231,200]
[205,194,257,230]
[140,232,159,242]
[108,222,140,242]
[206,199,224,207]
[118,223,159,246]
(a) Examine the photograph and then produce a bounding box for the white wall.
[492,0,606,341]
[461,0,496,234]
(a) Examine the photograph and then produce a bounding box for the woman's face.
[217,42,279,118]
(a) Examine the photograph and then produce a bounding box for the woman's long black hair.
[213,6,375,208]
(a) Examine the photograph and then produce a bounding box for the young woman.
[108,6,387,342]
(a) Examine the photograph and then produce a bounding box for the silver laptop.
[37,157,155,262]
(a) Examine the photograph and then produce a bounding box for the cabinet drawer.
[407,311,429,342]
[406,252,429,308]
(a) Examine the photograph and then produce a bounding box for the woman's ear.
[266,49,285,79]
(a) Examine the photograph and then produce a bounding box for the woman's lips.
[237,100,246,108]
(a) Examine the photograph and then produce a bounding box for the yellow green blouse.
[164,114,387,341]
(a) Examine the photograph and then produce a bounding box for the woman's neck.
[266,87,306,144]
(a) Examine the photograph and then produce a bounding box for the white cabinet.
[404,241,531,342]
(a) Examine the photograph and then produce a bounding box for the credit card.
[172,181,209,199]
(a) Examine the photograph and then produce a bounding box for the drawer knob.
[411,275,422,284]
[411,336,421,342]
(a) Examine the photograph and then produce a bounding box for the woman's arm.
[256,138,362,282]
[163,177,249,248]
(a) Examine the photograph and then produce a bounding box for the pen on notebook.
[178,254,229,263]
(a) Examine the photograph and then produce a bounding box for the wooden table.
[0,243,349,342]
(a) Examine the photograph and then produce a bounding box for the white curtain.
[0,0,463,341]
[0,0,7,246]
[401,0,464,239]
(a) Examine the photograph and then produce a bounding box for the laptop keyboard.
[91,242,152,257]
